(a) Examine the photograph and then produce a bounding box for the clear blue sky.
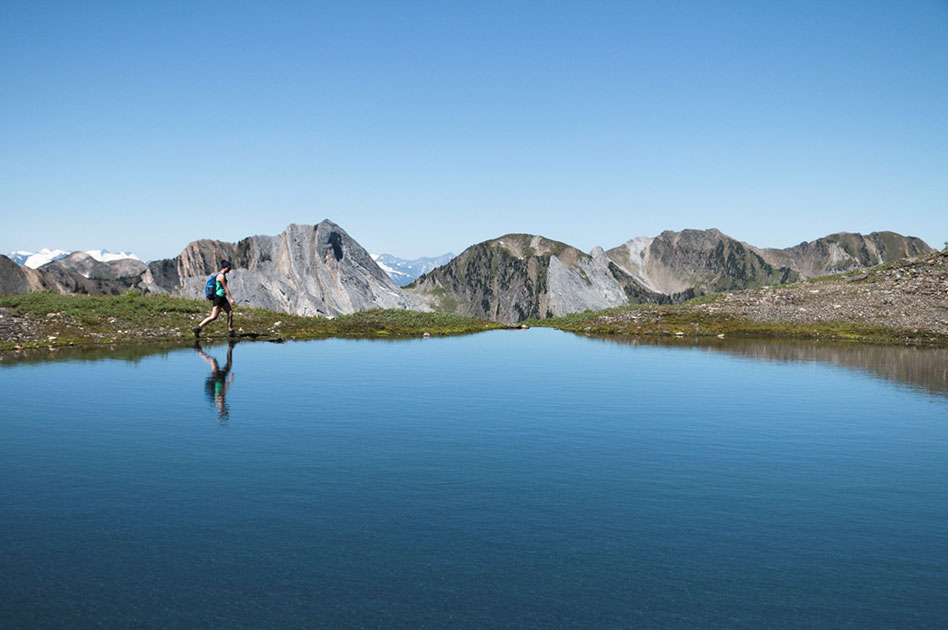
[2,0,946,261]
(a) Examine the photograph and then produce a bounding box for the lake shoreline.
[1,304,945,359]
[2,248,947,354]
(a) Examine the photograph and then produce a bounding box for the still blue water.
[1,328,946,628]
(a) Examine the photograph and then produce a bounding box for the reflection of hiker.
[194,260,237,338]
[196,340,235,419]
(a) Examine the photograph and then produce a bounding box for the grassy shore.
[0,292,505,351]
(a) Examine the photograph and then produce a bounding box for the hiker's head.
[221,260,232,273]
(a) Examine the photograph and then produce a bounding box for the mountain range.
[406,230,932,322]
[370,253,456,285]
[0,221,933,322]
[7,248,141,269]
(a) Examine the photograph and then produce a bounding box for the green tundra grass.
[0,292,504,351]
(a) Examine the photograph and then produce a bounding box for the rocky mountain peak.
[43,251,147,280]
[488,234,583,262]
[141,220,429,317]
[408,232,629,322]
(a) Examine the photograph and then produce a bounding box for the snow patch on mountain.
[371,255,409,283]
[84,249,142,264]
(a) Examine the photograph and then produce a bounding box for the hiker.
[194,260,237,338]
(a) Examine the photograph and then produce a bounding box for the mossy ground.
[0,292,504,352]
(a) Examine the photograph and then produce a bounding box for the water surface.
[2,330,946,628]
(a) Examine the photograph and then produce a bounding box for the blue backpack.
[204,274,218,300]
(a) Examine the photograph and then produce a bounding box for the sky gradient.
[2,1,946,261]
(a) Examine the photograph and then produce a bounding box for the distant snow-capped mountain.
[84,249,142,264]
[371,252,455,286]
[8,248,70,268]
[8,248,141,268]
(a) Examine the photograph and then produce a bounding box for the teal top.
[215,278,226,297]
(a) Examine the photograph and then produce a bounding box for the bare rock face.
[0,255,46,295]
[139,239,242,296]
[146,221,430,317]
[546,255,627,317]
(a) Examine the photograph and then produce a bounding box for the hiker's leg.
[199,306,221,328]
[225,302,234,330]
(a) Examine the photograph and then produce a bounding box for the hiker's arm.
[220,274,237,304]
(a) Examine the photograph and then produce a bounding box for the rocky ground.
[0,307,32,344]
[695,249,948,337]
[0,307,196,349]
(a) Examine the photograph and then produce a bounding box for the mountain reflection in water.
[3,333,947,400]
[591,335,948,399]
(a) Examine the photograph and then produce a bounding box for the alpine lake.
[1,328,946,629]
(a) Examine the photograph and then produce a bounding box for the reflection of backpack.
[204,274,218,300]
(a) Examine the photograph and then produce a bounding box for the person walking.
[193,260,237,338]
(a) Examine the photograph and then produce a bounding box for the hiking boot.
[228,329,236,338]
[192,326,202,338]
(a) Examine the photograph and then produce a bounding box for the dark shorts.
[213,295,230,309]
